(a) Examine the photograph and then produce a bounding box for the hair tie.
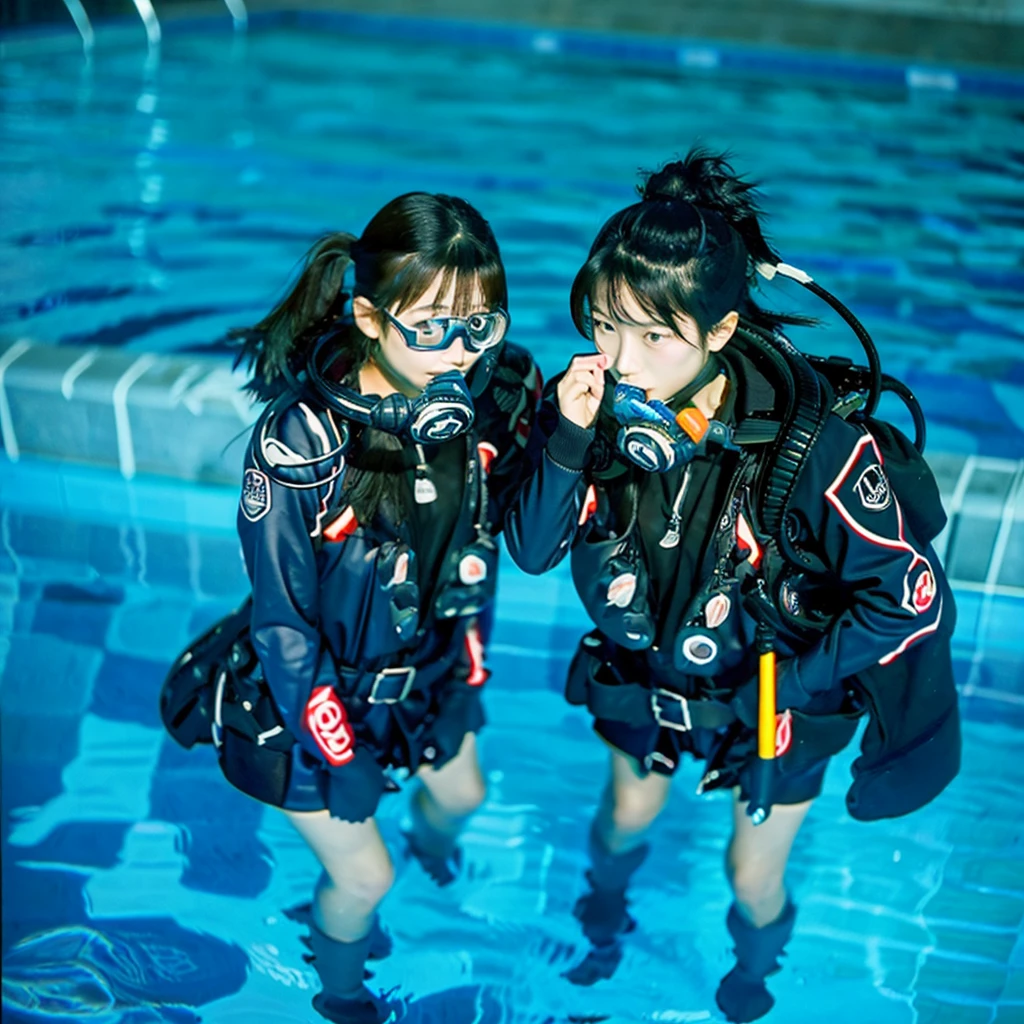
[339,260,357,322]
[692,204,708,256]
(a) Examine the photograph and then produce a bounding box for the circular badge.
[606,572,637,608]
[775,709,793,757]
[682,633,718,666]
[780,581,801,616]
[459,553,488,586]
[912,567,936,613]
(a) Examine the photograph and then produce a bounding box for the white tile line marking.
[112,354,159,481]
[61,0,95,51]
[223,0,248,30]
[972,455,1023,473]
[60,348,99,400]
[947,579,1024,599]
[969,687,1024,707]
[131,0,161,47]
[0,340,33,462]
[168,363,205,403]
[933,455,975,563]
[986,465,1024,590]
[947,456,977,516]
[964,462,1024,695]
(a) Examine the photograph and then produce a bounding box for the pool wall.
[4,0,1024,70]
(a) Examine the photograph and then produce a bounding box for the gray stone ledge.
[2,335,1021,593]
[0,338,257,486]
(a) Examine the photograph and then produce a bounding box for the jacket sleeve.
[479,344,544,528]
[237,401,344,759]
[503,380,597,575]
[778,421,947,707]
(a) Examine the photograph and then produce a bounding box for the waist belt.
[338,643,462,706]
[587,674,737,733]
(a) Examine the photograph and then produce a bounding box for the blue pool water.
[2,15,1024,1024]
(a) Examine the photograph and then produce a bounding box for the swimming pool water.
[2,15,1023,1024]
[1,21,1023,456]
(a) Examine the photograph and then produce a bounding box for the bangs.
[570,198,751,347]
[384,242,507,317]
[571,248,704,342]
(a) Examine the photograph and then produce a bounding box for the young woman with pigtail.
[505,150,958,1021]
[163,193,541,1023]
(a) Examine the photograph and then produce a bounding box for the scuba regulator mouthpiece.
[307,331,477,445]
[613,382,736,473]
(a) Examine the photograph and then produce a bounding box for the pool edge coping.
[0,7,1022,99]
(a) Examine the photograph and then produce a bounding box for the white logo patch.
[853,463,891,511]
[241,468,271,522]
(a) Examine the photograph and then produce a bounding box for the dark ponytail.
[234,193,507,524]
[235,193,507,404]
[570,147,808,346]
[233,232,359,402]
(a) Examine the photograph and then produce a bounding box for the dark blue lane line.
[55,301,254,346]
[0,284,142,324]
[10,224,116,247]
[1,8,1021,99]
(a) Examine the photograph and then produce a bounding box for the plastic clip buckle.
[368,666,416,704]
[651,688,693,732]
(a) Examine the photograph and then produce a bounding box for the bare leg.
[565,745,672,986]
[725,790,812,926]
[594,743,673,853]
[716,790,813,1023]
[283,809,394,942]
[282,809,395,1022]
[407,732,486,885]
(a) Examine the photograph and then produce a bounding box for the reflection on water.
[1,494,1022,1021]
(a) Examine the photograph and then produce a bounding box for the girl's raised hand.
[556,354,610,430]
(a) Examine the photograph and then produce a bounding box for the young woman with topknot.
[505,150,955,1021]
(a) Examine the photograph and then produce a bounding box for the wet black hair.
[570,148,806,350]
[236,192,507,401]
[234,192,506,525]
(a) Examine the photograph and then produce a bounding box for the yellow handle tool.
[758,648,777,760]
[748,628,777,826]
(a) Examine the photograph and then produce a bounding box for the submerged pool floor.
[1,469,1022,1024]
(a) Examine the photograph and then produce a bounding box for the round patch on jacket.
[305,686,355,766]
[775,709,793,757]
[459,553,488,585]
[853,463,891,511]
[912,567,936,613]
[681,633,718,666]
[240,468,271,522]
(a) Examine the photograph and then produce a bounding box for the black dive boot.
[715,900,796,1023]
[291,905,393,962]
[403,790,463,888]
[563,825,650,986]
[309,923,396,1024]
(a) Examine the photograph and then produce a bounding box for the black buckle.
[368,666,416,704]
[651,688,692,732]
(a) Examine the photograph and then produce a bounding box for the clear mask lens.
[387,309,509,352]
